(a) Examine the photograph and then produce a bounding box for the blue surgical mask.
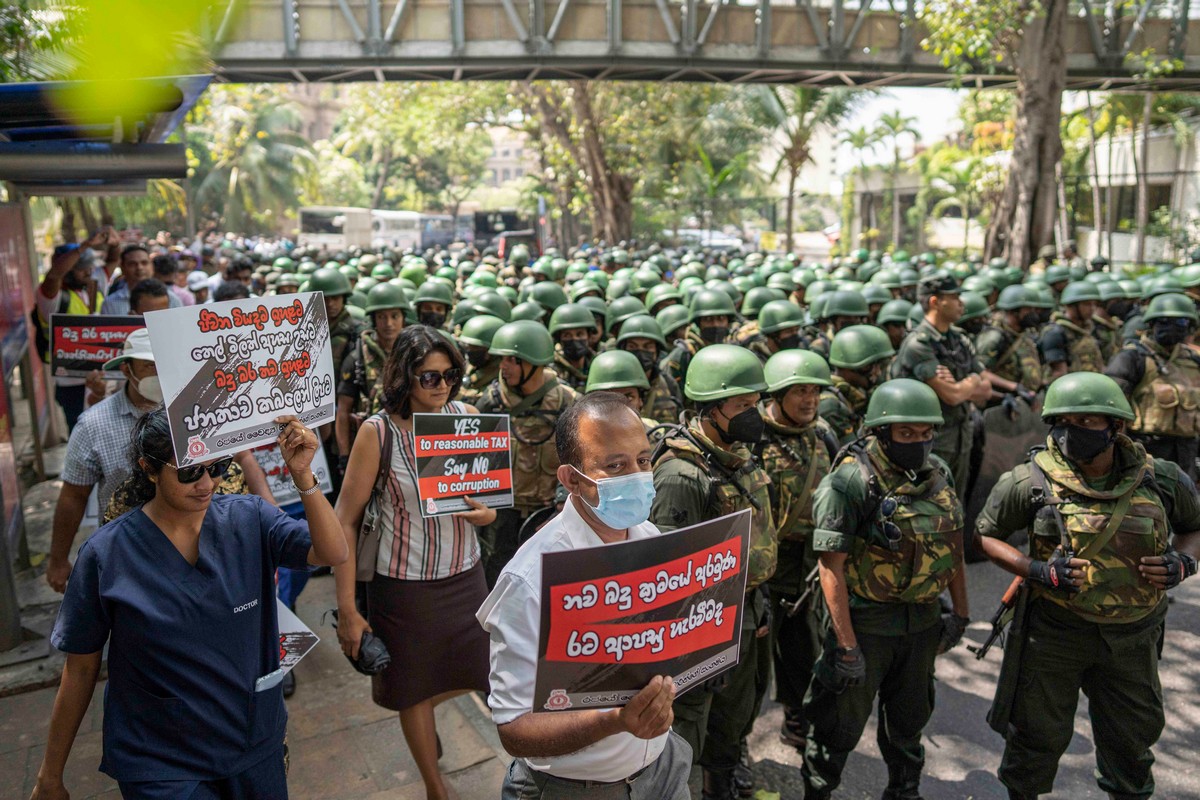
[571,467,656,530]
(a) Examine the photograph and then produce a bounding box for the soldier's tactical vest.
[1030,440,1169,623]
[553,348,591,392]
[1093,315,1123,361]
[988,325,1044,391]
[819,376,868,443]
[842,441,963,605]
[1049,315,1105,374]
[759,420,833,543]
[459,361,499,406]
[644,372,683,425]
[329,309,363,379]
[657,425,777,590]
[1129,339,1200,438]
[352,330,389,416]
[479,377,575,511]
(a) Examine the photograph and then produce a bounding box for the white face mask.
[571,466,656,530]
[131,374,163,404]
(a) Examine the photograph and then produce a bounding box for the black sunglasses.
[149,455,234,484]
[416,368,463,390]
[879,496,903,551]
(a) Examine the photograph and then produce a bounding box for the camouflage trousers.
[801,622,940,798]
[999,599,1166,800]
[933,419,973,503]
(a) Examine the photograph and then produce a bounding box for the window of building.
[502,168,511,181]
[515,168,524,178]
[501,149,510,158]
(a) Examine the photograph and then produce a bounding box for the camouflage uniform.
[552,345,592,393]
[663,329,707,389]
[336,329,389,419]
[1038,313,1105,376]
[1092,314,1124,361]
[808,329,832,363]
[1106,335,1200,479]
[890,318,983,495]
[732,321,774,363]
[644,370,685,425]
[650,417,776,782]
[459,360,500,406]
[975,321,1044,391]
[758,413,837,736]
[978,436,1200,799]
[818,376,870,446]
[477,375,577,586]
[803,438,964,799]
[326,308,367,493]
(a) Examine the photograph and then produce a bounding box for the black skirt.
[367,562,491,711]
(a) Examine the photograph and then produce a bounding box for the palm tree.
[928,155,983,254]
[842,125,882,238]
[689,143,759,240]
[747,86,867,252]
[874,111,919,250]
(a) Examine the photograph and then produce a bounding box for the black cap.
[917,271,960,301]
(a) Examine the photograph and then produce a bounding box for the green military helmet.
[863,378,944,428]
[683,344,768,402]
[732,276,759,298]
[988,257,1008,270]
[606,295,648,331]
[549,303,599,337]
[870,269,901,290]
[829,324,895,370]
[1068,264,1087,282]
[705,265,730,282]
[346,304,366,321]
[996,284,1036,310]
[1145,274,1185,298]
[644,283,683,311]
[338,264,359,283]
[792,268,818,288]
[308,267,353,298]
[273,256,296,272]
[961,275,995,296]
[357,253,378,271]
[1174,263,1200,289]
[451,299,481,328]
[706,279,742,306]
[617,314,668,349]
[434,265,457,283]
[766,272,796,293]
[1043,265,1071,285]
[473,292,512,322]
[1041,372,1134,421]
[876,299,914,325]
[907,304,925,325]
[413,280,454,309]
[657,304,692,339]
[862,285,893,307]
[323,260,343,271]
[586,350,651,393]
[1143,292,1200,324]
[741,286,786,319]
[508,245,531,268]
[898,268,920,288]
[851,247,870,264]
[1117,279,1142,299]
[488,319,555,365]
[1096,281,1124,303]
[606,278,632,301]
[764,350,832,394]
[757,299,805,335]
[371,263,397,280]
[824,290,870,318]
[458,314,506,349]
[570,280,604,302]
[364,282,412,314]
[399,262,428,287]
[509,301,545,322]
[347,289,368,309]
[892,250,911,263]
[630,268,662,296]
[1059,281,1101,306]
[689,288,737,319]
[1022,282,1057,309]
[277,272,301,290]
[960,290,990,321]
[1083,271,1110,285]
[577,295,608,324]
[469,270,499,289]
[529,281,569,313]
[297,260,319,276]
[807,292,832,324]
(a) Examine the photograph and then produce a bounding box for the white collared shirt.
[476,497,669,782]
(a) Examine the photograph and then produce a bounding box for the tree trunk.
[1085,92,1104,258]
[59,199,77,242]
[1127,111,1140,263]
[1135,92,1152,265]
[891,150,901,249]
[785,164,797,253]
[371,151,392,211]
[983,0,1067,269]
[1106,122,1116,263]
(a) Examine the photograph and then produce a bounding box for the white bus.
[371,209,422,250]
[298,206,372,250]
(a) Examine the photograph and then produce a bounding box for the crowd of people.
[27,230,1200,800]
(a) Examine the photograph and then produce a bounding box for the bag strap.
[373,415,394,493]
[1076,476,1140,562]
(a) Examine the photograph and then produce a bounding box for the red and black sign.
[412,413,513,517]
[533,510,750,713]
[49,314,143,377]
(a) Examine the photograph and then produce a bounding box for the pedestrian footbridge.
[211,0,1200,89]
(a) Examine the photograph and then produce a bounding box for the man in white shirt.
[478,392,692,799]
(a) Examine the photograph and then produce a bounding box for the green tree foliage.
[0,0,75,82]
[874,111,919,249]
[300,141,372,209]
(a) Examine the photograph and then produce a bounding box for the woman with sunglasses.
[334,325,494,800]
[32,410,347,800]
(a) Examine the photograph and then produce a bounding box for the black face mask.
[1050,422,1114,463]
[466,348,490,369]
[774,333,802,351]
[1039,309,1053,325]
[960,319,985,336]
[700,325,729,344]
[881,432,934,472]
[561,339,590,362]
[1018,310,1041,330]
[715,405,764,444]
[1108,300,1133,320]
[1152,320,1190,349]
[632,349,659,375]
[419,312,446,329]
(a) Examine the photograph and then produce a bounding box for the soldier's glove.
[937,613,970,655]
[1014,384,1037,406]
[1161,551,1198,589]
[1028,554,1080,594]
[831,646,866,691]
[1001,394,1019,421]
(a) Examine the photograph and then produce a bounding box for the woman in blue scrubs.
[31,410,348,800]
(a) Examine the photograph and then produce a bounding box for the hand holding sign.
[453,496,498,527]
[275,415,318,480]
[618,675,676,740]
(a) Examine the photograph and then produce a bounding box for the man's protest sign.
[50,314,142,377]
[533,509,751,713]
[276,600,319,674]
[144,292,335,466]
[412,413,513,517]
[250,440,334,507]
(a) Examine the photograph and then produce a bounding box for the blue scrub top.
[52,494,313,782]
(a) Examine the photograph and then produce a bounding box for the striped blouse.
[371,402,482,581]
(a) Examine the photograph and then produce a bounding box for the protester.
[100,244,181,315]
[333,325,493,800]
[478,391,690,799]
[187,269,211,303]
[31,410,346,799]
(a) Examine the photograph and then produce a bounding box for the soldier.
[334,282,411,464]
[1105,292,1200,480]
[975,372,1200,800]
[615,314,684,425]
[890,272,992,495]
[1042,264,1071,301]
[975,284,1045,401]
[412,280,454,330]
[1039,281,1106,380]
[739,300,808,363]
[820,325,894,446]
[457,315,505,406]
[876,299,915,352]
[650,345,777,800]
[957,290,990,338]
[663,288,737,390]
[308,267,367,489]
[548,303,596,392]
[583,349,658,433]
[1091,281,1127,361]
[803,378,969,800]
[758,351,839,755]
[476,320,577,586]
[810,291,870,362]
[1061,239,1087,273]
